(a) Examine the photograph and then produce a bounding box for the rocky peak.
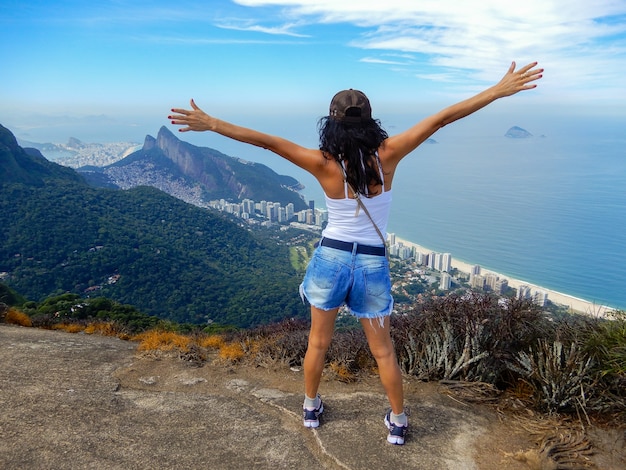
[142,134,157,151]
[505,126,533,138]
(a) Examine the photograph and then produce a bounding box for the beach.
[393,235,615,318]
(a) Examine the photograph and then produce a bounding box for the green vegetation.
[21,293,163,333]
[0,282,25,306]
[0,124,84,187]
[0,181,308,327]
[1,123,313,328]
[288,242,315,272]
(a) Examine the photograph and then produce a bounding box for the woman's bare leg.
[360,316,404,414]
[303,306,339,398]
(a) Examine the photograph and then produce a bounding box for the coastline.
[393,235,615,318]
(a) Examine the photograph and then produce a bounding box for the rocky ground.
[0,323,624,470]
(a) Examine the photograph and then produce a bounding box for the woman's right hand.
[169,99,215,132]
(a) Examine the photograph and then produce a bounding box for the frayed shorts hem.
[349,304,393,320]
[299,284,393,321]
[299,284,342,312]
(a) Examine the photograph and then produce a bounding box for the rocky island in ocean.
[505,126,533,138]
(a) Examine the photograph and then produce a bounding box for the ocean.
[387,131,626,311]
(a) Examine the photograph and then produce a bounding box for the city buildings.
[206,203,549,305]
[207,198,327,228]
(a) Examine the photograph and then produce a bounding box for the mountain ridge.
[81,126,308,210]
[0,124,85,186]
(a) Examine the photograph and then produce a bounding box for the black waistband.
[319,237,386,256]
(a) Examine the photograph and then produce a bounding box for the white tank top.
[321,156,392,246]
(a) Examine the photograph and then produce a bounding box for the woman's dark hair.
[318,116,388,196]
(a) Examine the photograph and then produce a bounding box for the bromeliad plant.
[509,339,594,412]
[390,293,546,383]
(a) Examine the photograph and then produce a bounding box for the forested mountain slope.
[0,124,307,327]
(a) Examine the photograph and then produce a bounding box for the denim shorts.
[299,242,393,319]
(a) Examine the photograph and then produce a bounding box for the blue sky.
[1,0,625,145]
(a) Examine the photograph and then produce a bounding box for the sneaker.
[384,410,408,445]
[303,396,323,428]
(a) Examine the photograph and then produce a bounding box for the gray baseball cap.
[329,89,372,124]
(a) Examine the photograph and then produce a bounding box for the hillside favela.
[1,122,625,470]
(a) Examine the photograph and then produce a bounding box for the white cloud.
[233,0,626,99]
[359,57,408,65]
[216,20,310,37]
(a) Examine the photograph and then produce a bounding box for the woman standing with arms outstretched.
[169,61,543,445]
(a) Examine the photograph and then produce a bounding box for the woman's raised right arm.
[169,99,323,173]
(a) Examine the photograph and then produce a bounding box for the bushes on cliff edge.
[5,307,32,327]
[4,286,624,421]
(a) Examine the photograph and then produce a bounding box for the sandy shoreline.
[393,235,615,317]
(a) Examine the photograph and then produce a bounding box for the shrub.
[255,330,309,367]
[584,311,626,378]
[5,307,32,327]
[508,310,626,415]
[0,302,8,321]
[326,328,372,376]
[581,310,626,413]
[510,339,594,412]
[230,318,309,367]
[391,293,545,382]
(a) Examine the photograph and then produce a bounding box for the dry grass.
[328,361,358,383]
[218,341,245,361]
[506,414,595,469]
[126,329,253,364]
[5,308,33,327]
[198,334,226,349]
[127,330,250,364]
[51,323,85,333]
[84,321,124,338]
[440,379,502,404]
[45,321,130,338]
[132,330,191,353]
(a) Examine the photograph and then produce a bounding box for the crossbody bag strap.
[352,191,387,249]
[336,159,388,256]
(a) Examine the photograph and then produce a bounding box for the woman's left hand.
[495,61,543,97]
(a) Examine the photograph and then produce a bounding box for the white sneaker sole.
[384,415,406,445]
[303,403,324,428]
